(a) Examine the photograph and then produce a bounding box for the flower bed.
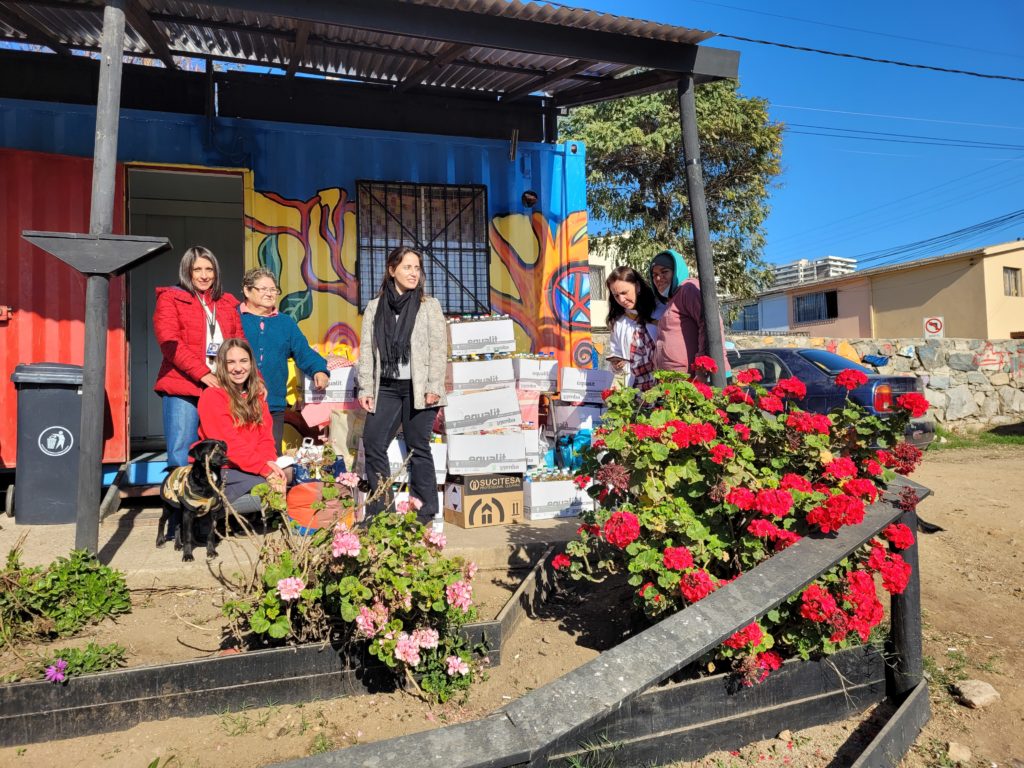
[557,360,928,683]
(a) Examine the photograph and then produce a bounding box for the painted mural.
[243,188,594,369]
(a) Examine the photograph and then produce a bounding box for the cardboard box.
[446,431,527,475]
[448,318,517,356]
[524,479,595,520]
[523,428,543,467]
[444,386,522,435]
[444,474,523,528]
[559,367,615,404]
[356,437,407,482]
[446,357,516,392]
[550,402,605,433]
[513,357,560,392]
[303,366,357,404]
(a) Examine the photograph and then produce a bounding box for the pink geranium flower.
[394,633,422,667]
[446,655,470,676]
[332,524,362,557]
[277,576,305,601]
[446,580,474,612]
[336,472,361,488]
[424,529,447,549]
[411,627,440,650]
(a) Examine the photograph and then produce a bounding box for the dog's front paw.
[181,551,195,562]
[206,549,219,560]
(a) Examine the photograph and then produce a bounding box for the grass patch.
[930,425,1024,451]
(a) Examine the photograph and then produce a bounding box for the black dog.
[157,440,228,562]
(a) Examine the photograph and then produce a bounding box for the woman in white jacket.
[605,266,659,392]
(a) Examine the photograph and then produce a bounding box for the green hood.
[648,249,690,302]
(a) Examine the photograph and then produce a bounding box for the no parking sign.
[923,316,944,339]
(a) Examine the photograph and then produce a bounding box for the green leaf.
[280,288,313,322]
[257,235,283,282]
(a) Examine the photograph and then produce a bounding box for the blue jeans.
[162,394,200,467]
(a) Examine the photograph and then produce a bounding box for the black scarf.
[374,281,419,379]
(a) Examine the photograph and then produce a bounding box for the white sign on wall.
[923,316,944,339]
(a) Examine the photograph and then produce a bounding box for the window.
[742,304,759,331]
[589,266,607,301]
[797,349,872,376]
[1004,267,1022,297]
[356,181,489,312]
[793,290,838,324]
[729,352,788,388]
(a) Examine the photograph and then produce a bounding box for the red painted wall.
[0,148,127,468]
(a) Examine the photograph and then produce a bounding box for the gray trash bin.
[10,363,83,525]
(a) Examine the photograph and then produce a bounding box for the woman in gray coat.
[357,246,448,522]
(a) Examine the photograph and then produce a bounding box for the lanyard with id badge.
[200,298,221,359]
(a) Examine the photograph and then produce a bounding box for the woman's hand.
[313,371,330,390]
[358,396,374,412]
[425,392,440,406]
[201,373,220,388]
[265,461,287,491]
[608,357,628,372]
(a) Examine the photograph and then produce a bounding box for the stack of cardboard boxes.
[307,314,612,530]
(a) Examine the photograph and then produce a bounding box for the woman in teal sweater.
[238,268,329,448]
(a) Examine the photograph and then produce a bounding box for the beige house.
[728,240,1024,339]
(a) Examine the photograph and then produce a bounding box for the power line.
[785,123,1024,151]
[716,32,1024,83]
[773,104,1024,133]
[786,129,1024,151]
[685,0,1024,60]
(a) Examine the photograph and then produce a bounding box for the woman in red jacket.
[198,338,290,513]
[153,246,243,470]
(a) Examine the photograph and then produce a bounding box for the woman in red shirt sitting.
[198,338,290,514]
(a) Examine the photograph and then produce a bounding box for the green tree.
[560,80,783,297]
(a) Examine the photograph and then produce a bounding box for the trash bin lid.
[11,362,84,386]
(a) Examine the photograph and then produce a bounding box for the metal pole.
[76,0,126,553]
[888,506,924,702]
[677,76,727,388]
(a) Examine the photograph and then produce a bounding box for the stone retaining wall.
[730,335,1024,431]
[591,329,1024,431]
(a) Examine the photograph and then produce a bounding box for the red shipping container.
[0,148,128,468]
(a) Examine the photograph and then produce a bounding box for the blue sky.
[575,0,1024,268]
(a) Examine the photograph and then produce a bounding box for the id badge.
[206,341,221,357]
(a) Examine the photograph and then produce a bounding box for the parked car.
[726,347,935,449]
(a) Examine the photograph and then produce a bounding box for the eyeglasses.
[251,286,280,295]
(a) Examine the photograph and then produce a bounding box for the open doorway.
[127,168,245,450]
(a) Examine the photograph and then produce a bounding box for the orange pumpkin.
[285,482,355,532]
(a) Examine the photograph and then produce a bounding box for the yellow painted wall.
[871,256,986,338]
[981,243,1024,339]
[789,277,872,337]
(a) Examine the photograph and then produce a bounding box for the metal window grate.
[589,265,607,301]
[793,290,838,324]
[356,181,490,313]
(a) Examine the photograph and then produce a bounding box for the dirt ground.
[1,445,1022,767]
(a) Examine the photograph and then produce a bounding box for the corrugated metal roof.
[0,0,718,99]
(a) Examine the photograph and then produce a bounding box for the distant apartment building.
[770,256,857,290]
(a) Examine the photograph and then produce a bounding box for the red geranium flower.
[724,622,764,649]
[733,424,751,441]
[576,523,600,537]
[755,488,794,518]
[882,522,915,550]
[723,384,754,405]
[694,356,718,374]
[772,377,807,400]
[780,473,813,493]
[692,381,714,399]
[773,528,802,550]
[726,487,757,510]
[862,459,883,476]
[662,545,695,571]
[800,584,838,622]
[843,477,879,502]
[551,553,572,570]
[603,510,641,548]
[638,582,655,598]
[834,369,869,390]
[680,569,718,603]
[787,411,831,435]
[629,423,663,440]
[709,443,735,464]
[601,388,615,401]
[736,368,763,385]
[879,553,912,594]
[573,474,592,489]
[747,518,779,538]
[896,392,929,418]
[823,457,858,480]
[758,394,784,413]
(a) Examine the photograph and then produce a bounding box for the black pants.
[270,410,285,450]
[362,378,438,522]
